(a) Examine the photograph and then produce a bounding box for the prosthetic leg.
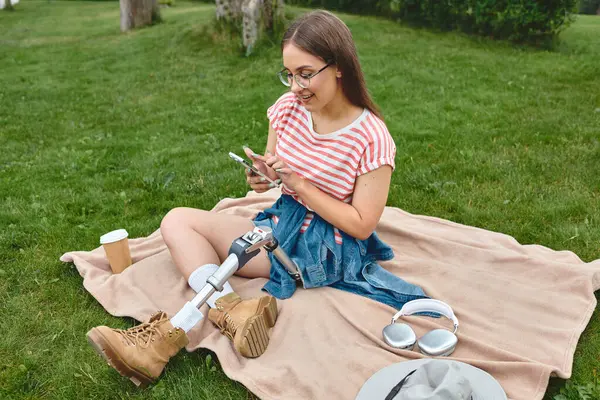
[170,224,301,335]
[167,224,301,357]
[86,225,301,387]
[190,225,301,310]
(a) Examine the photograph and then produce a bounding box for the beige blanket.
[60,189,600,400]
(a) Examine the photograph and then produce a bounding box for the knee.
[160,207,192,243]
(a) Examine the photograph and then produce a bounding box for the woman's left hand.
[251,153,305,192]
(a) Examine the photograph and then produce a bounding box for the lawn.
[0,1,599,399]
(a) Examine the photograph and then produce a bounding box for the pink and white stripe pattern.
[267,92,396,244]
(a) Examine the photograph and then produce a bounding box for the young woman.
[85,9,428,387]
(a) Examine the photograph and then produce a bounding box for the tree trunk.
[3,0,15,11]
[215,0,243,21]
[120,0,160,32]
[263,0,272,31]
[267,0,284,32]
[242,0,261,50]
[216,0,284,55]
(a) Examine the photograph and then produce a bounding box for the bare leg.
[160,207,271,280]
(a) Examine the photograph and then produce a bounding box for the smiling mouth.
[299,94,314,101]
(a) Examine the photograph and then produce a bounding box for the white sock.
[187,263,234,308]
[170,301,204,333]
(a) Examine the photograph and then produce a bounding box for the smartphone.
[228,152,279,187]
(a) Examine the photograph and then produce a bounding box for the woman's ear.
[336,69,342,78]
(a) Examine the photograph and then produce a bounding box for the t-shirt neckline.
[305,106,369,139]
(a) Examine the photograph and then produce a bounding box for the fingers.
[243,146,270,163]
[246,174,281,186]
[251,183,274,191]
[264,155,288,171]
[265,155,278,165]
[256,155,290,176]
[247,175,269,184]
[247,180,279,191]
[270,160,288,171]
[250,153,268,163]
[242,147,271,175]
[241,147,286,180]
[242,146,259,159]
[274,167,293,175]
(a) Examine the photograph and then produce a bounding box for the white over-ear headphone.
[382,299,459,357]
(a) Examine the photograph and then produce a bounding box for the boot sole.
[234,296,278,358]
[86,328,154,388]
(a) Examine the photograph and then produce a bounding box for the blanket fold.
[60,189,600,400]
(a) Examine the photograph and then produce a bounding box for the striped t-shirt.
[267,92,396,244]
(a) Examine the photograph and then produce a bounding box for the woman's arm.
[265,124,277,157]
[255,123,393,240]
[294,166,392,240]
[244,125,279,187]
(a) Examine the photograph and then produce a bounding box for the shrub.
[578,0,600,14]
[288,0,579,44]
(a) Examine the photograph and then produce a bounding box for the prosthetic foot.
[208,293,278,358]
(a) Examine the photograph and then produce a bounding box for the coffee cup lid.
[100,229,129,244]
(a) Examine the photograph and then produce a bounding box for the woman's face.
[281,43,341,112]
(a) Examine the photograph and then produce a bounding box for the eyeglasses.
[277,63,331,89]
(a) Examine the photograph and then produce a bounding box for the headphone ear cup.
[382,323,417,350]
[417,329,458,357]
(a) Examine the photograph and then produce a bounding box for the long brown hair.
[282,10,383,120]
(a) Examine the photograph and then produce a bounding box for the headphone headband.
[391,299,459,333]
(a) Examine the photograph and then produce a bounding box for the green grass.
[1,2,599,399]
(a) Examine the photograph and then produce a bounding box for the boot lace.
[214,313,238,341]
[116,319,165,349]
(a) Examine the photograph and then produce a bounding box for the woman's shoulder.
[352,109,393,144]
[270,91,299,112]
[267,92,305,130]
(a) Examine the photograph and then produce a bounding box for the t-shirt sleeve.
[357,121,397,176]
[267,92,295,132]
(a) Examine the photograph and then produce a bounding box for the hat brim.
[355,359,507,400]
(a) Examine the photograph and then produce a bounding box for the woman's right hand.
[243,147,280,193]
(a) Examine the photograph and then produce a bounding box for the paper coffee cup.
[100,229,132,274]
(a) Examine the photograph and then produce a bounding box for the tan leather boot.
[208,293,278,358]
[86,311,188,387]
